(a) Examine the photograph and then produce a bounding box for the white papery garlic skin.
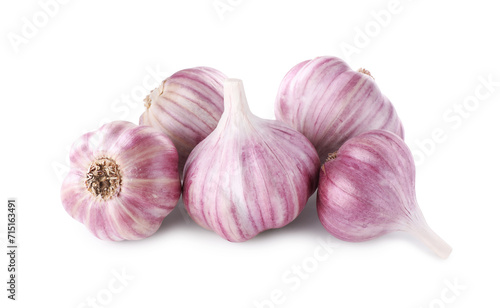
[183,79,320,242]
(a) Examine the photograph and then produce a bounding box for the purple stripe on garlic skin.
[275,56,404,163]
[139,67,226,175]
[183,79,320,242]
[317,130,452,259]
[60,121,181,241]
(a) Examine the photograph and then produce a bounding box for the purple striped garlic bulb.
[183,79,320,242]
[275,56,404,162]
[317,130,452,258]
[60,121,181,241]
[140,67,227,174]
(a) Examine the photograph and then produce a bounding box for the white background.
[1,0,499,307]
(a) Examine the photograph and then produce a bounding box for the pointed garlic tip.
[143,94,152,108]
[144,80,165,109]
[358,67,375,79]
[322,152,338,173]
[223,78,252,119]
[325,151,338,163]
[409,224,452,259]
[144,87,157,108]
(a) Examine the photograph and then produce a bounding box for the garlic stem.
[358,68,374,79]
[223,79,252,121]
[325,151,338,163]
[143,95,152,108]
[408,223,452,259]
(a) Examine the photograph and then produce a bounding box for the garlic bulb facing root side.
[140,67,226,175]
[317,130,452,258]
[183,79,320,242]
[61,121,181,241]
[275,56,404,162]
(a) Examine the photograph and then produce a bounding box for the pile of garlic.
[61,57,451,259]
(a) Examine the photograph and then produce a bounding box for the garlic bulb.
[183,79,320,242]
[275,56,404,162]
[317,130,452,258]
[140,67,227,174]
[60,121,181,241]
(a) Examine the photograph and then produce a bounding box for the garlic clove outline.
[182,79,321,242]
[275,56,404,162]
[61,121,181,241]
[317,130,452,259]
[140,66,227,175]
